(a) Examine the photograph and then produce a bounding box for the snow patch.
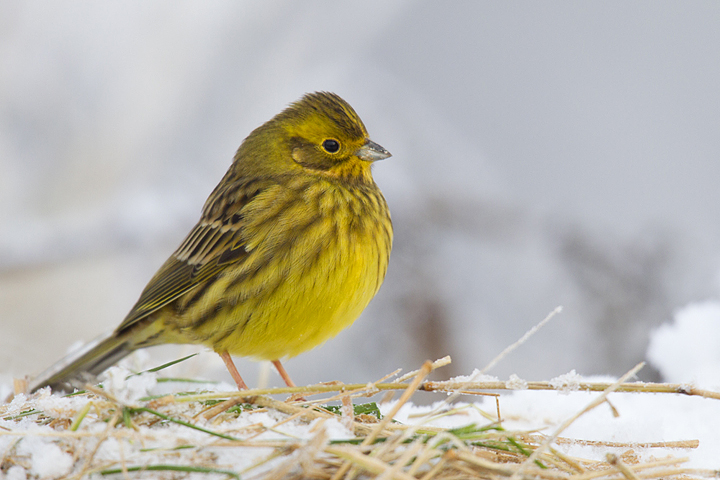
[648,300,720,389]
[100,366,158,404]
[15,436,73,478]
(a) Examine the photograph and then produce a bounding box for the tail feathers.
[29,330,134,393]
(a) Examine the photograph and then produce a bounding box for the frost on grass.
[505,373,528,390]
[1,385,356,479]
[549,369,583,393]
[447,368,499,383]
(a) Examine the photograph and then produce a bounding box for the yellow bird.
[31,92,392,392]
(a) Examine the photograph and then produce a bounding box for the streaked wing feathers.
[116,179,267,332]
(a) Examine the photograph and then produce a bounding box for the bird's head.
[257,92,391,182]
[230,92,389,186]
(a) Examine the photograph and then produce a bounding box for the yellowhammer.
[31,92,392,392]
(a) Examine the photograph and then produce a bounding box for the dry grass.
[1,357,717,480]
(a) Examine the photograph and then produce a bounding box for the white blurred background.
[2,1,720,387]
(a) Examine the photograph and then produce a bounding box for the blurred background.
[2,1,719,388]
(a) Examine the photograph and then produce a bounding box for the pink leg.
[272,360,296,387]
[219,351,248,390]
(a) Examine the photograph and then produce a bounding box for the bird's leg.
[219,351,248,390]
[272,360,296,387]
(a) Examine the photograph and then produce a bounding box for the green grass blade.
[145,354,199,373]
[132,407,239,441]
[100,464,239,479]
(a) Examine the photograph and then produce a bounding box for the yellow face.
[277,92,389,180]
[287,123,368,173]
[230,92,390,184]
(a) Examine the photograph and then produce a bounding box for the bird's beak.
[356,139,391,162]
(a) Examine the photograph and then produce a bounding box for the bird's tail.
[28,329,135,393]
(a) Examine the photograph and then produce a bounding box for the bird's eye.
[322,139,340,153]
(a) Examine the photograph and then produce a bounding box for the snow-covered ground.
[1,300,718,477]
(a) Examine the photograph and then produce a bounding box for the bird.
[29,91,393,393]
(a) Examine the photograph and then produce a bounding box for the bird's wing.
[116,178,270,331]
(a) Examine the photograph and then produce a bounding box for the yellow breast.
[176,177,392,361]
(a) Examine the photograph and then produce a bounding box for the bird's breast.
[202,178,392,360]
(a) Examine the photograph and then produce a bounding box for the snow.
[388,388,718,468]
[647,301,720,389]
[100,365,158,405]
[4,466,27,480]
[448,369,500,384]
[505,374,527,390]
[549,369,584,393]
[1,381,355,479]
[15,437,73,478]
